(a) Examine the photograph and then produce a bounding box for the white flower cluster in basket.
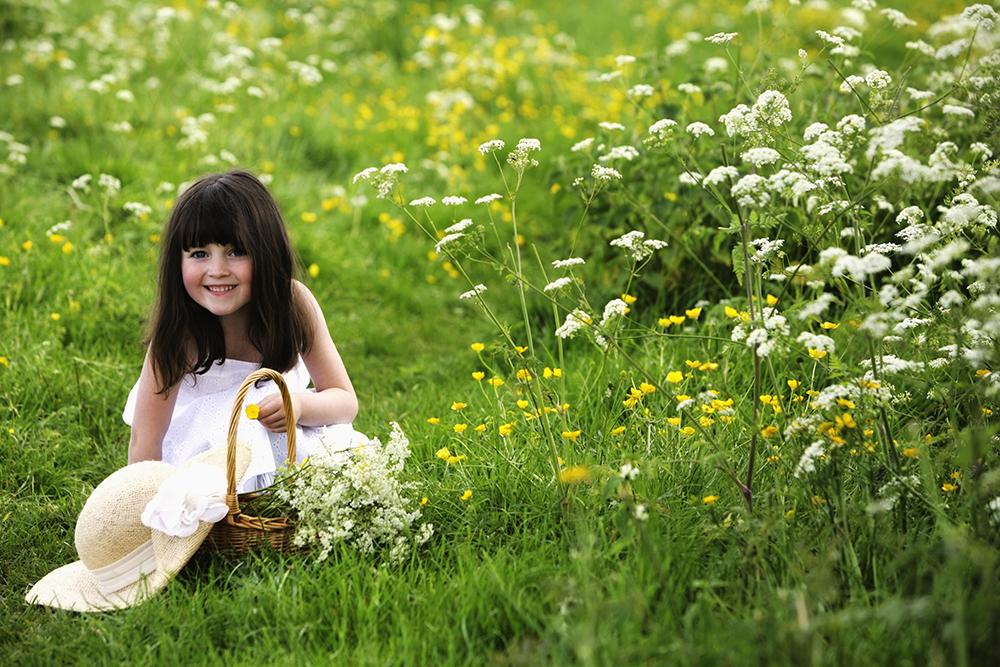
[275,422,433,563]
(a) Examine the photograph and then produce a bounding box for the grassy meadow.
[2,0,1000,664]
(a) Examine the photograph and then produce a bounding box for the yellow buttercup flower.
[680,426,696,436]
[765,294,778,306]
[667,417,681,427]
[453,423,468,433]
[0,356,9,368]
[703,495,719,505]
[621,293,637,304]
[472,371,485,381]
[474,423,487,433]
[488,377,505,388]
[515,369,533,382]
[760,425,779,438]
[666,371,684,384]
[787,379,800,390]
[808,348,828,360]
[902,447,919,458]
[460,489,473,501]
[543,367,562,379]
[639,382,656,395]
[685,307,702,319]
[451,402,467,411]
[941,483,958,493]
[435,447,452,460]
[426,417,441,425]
[420,496,429,507]
[308,263,320,278]
[50,312,61,321]
[610,426,626,436]
[723,306,739,318]
[558,465,591,484]
[514,345,528,354]
[669,315,686,325]
[0,256,10,267]
[447,454,467,464]
[470,342,485,352]
[657,317,672,328]
[975,369,991,378]
[245,404,260,420]
[61,241,74,254]
[516,399,530,409]
[561,430,582,442]
[498,422,514,436]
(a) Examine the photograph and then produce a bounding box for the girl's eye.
[188,250,207,259]
[229,247,247,257]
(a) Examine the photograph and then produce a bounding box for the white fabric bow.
[140,464,229,537]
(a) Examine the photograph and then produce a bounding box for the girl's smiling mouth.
[205,285,236,293]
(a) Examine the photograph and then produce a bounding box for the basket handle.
[224,368,298,513]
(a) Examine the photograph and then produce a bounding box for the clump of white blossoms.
[609,230,668,261]
[459,284,487,300]
[478,139,505,154]
[275,422,433,563]
[353,162,409,199]
[591,164,623,183]
[555,309,592,339]
[507,137,541,170]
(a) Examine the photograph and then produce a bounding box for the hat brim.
[26,444,251,613]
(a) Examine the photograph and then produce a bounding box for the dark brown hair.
[147,170,313,393]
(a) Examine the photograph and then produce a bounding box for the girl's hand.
[255,392,301,433]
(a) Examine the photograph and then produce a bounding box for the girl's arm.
[256,281,359,432]
[127,349,180,463]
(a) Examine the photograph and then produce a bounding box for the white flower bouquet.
[264,422,433,563]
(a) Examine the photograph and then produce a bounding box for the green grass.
[3,0,1000,664]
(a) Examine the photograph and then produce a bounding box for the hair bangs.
[178,185,250,253]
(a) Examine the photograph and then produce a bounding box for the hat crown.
[75,461,174,571]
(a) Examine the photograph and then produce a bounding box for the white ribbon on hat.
[89,540,158,595]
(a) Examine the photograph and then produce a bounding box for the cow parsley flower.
[686,122,715,138]
[628,84,655,98]
[742,147,781,167]
[599,145,640,162]
[555,309,592,339]
[544,277,574,293]
[609,230,668,261]
[598,122,625,131]
[552,257,586,268]
[571,137,595,152]
[409,196,436,207]
[478,139,505,154]
[592,164,623,182]
[434,233,464,253]
[507,137,541,169]
[794,441,826,477]
[475,193,503,204]
[705,32,738,44]
[752,90,792,126]
[459,284,487,300]
[442,195,467,206]
[444,218,473,234]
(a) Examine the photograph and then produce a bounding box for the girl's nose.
[208,255,230,276]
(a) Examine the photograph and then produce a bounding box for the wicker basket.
[201,368,300,557]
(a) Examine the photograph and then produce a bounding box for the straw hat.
[25,444,251,612]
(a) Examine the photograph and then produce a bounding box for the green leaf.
[731,245,746,287]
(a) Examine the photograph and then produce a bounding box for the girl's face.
[181,243,253,320]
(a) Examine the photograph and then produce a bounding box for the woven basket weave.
[201,368,299,557]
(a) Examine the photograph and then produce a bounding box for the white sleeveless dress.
[122,357,369,492]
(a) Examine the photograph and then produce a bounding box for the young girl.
[124,170,366,492]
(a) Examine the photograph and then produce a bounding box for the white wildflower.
[544,277,574,293]
[441,196,467,206]
[705,32,739,44]
[478,139,505,154]
[459,284,487,300]
[552,257,586,268]
[685,122,715,138]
